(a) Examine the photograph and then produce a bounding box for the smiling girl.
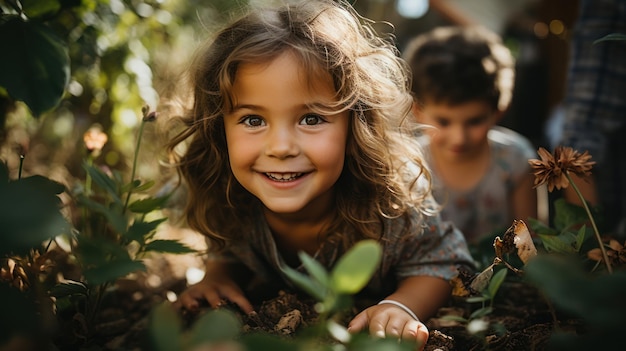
[165,0,473,347]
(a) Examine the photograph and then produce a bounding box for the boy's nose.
[265,126,299,159]
[449,125,468,144]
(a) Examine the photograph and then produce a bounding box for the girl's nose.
[265,125,299,159]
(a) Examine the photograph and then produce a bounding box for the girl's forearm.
[385,275,452,321]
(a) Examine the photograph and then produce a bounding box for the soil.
[45,255,581,351]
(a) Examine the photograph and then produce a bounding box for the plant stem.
[18,155,24,179]
[565,172,612,273]
[123,121,146,212]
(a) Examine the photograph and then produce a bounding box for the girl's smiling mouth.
[265,172,306,182]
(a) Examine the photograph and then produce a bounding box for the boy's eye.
[300,114,325,126]
[242,115,264,127]
[467,116,488,127]
[435,118,450,127]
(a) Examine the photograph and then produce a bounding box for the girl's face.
[224,51,349,217]
[415,99,500,161]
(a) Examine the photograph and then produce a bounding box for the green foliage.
[282,239,382,317]
[528,198,595,255]
[0,161,70,256]
[150,240,415,351]
[0,14,69,116]
[0,110,195,348]
[525,255,626,348]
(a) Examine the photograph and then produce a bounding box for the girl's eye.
[241,115,264,127]
[300,114,325,126]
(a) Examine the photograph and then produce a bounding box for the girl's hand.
[175,271,254,314]
[347,303,429,351]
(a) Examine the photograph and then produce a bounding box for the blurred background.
[0,0,577,195]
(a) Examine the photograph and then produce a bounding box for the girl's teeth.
[266,173,302,181]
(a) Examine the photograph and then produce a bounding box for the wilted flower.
[528,146,595,192]
[588,239,626,268]
[83,125,108,155]
[141,104,158,122]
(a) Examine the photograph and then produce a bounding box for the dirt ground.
[76,269,563,351]
[47,226,581,350]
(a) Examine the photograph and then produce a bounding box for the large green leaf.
[330,240,381,294]
[149,302,182,351]
[0,171,70,256]
[187,309,241,348]
[0,15,69,116]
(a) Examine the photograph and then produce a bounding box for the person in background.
[558,0,626,239]
[403,25,538,246]
[164,0,474,348]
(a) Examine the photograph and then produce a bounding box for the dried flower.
[83,125,108,155]
[588,240,626,268]
[528,146,595,192]
[141,104,158,122]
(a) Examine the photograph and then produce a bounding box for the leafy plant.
[0,106,195,348]
[149,240,417,351]
[451,146,626,349]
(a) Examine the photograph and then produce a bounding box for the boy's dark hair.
[403,25,514,111]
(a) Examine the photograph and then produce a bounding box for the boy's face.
[223,51,349,218]
[414,99,500,161]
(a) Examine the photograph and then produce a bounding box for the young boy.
[403,25,538,245]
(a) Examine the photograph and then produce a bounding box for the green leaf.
[0,16,69,116]
[83,162,123,205]
[487,268,507,299]
[594,33,626,44]
[77,235,136,268]
[281,264,327,301]
[125,218,168,243]
[0,174,70,255]
[553,198,588,232]
[83,259,146,285]
[144,239,195,254]
[149,302,182,351]
[299,251,330,287]
[538,232,580,254]
[77,194,128,234]
[330,240,381,294]
[128,195,170,214]
[469,306,493,319]
[349,332,416,351]
[123,179,155,193]
[21,0,61,18]
[187,309,241,347]
[527,217,558,236]
[49,280,89,298]
[239,333,298,351]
